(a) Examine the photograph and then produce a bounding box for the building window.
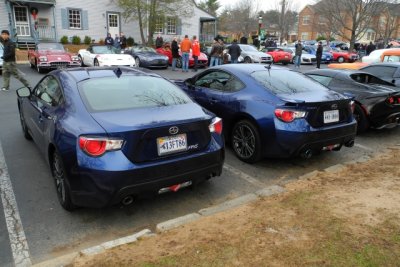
[367,32,375,41]
[302,15,310,25]
[68,9,81,29]
[166,17,176,34]
[301,32,309,40]
[154,17,163,34]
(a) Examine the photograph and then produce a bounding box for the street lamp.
[258,15,263,39]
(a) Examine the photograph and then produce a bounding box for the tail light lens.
[79,137,124,157]
[275,109,306,123]
[209,117,223,134]
[386,96,400,105]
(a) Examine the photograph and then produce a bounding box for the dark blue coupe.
[176,64,357,163]
[16,67,224,210]
[123,46,169,69]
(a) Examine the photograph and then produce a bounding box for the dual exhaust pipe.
[300,139,355,159]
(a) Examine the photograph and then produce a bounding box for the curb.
[33,158,370,266]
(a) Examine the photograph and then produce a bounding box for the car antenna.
[113,67,122,78]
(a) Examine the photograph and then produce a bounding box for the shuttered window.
[61,8,89,30]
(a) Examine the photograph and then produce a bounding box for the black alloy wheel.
[244,57,252,63]
[19,109,32,140]
[353,104,369,134]
[232,120,262,163]
[78,55,85,67]
[52,151,75,211]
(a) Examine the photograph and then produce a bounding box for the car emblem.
[169,126,179,135]
[331,104,338,109]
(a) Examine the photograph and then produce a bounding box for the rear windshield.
[79,76,192,112]
[251,70,329,95]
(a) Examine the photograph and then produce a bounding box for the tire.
[282,62,288,65]
[94,59,100,67]
[244,57,252,63]
[78,55,85,67]
[135,57,140,67]
[231,120,262,163]
[18,108,32,140]
[337,56,345,63]
[353,104,369,134]
[36,60,43,74]
[52,150,75,211]
[29,57,34,69]
[176,57,182,68]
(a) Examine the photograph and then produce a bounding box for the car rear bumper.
[273,119,357,157]
[371,112,400,129]
[68,146,224,208]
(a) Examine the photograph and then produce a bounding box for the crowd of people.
[103,32,127,49]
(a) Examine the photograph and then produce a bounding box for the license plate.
[324,110,339,123]
[157,134,187,156]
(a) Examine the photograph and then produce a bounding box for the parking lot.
[1,63,400,266]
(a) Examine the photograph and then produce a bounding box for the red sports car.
[156,46,208,68]
[262,47,292,65]
[28,42,81,73]
[323,46,358,63]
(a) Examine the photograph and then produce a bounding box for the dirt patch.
[72,149,400,267]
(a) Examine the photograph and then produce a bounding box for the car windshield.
[37,43,65,51]
[79,76,192,112]
[240,45,258,52]
[323,47,331,52]
[92,46,120,54]
[251,70,328,95]
[132,46,156,53]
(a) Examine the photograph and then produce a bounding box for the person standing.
[294,39,303,68]
[180,35,191,72]
[155,34,163,49]
[192,36,200,72]
[171,37,179,71]
[228,39,241,64]
[217,39,225,65]
[114,34,121,49]
[120,32,127,49]
[366,41,376,56]
[1,30,31,91]
[105,33,114,46]
[316,41,323,69]
[209,39,220,67]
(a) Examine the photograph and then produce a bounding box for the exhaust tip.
[300,149,313,159]
[345,140,355,148]
[121,195,134,206]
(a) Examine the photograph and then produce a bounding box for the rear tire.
[231,120,262,163]
[353,104,369,134]
[337,56,345,63]
[79,55,85,67]
[52,151,76,211]
[36,60,43,74]
[244,57,252,63]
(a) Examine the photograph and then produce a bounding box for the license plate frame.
[157,134,187,156]
[324,110,339,124]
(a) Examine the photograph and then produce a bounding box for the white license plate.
[157,134,187,156]
[324,110,339,123]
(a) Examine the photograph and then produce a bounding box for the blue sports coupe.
[123,46,169,69]
[16,67,224,210]
[176,64,357,163]
[303,45,333,63]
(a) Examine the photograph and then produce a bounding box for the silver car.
[236,44,272,64]
[0,43,3,74]
[281,46,317,65]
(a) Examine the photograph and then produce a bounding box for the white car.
[78,45,136,67]
[282,47,317,64]
[236,44,272,64]
[361,49,400,64]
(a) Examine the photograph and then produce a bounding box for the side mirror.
[185,78,195,90]
[16,87,31,98]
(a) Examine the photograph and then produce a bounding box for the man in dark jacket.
[366,41,376,56]
[171,37,179,71]
[105,33,114,46]
[294,40,303,68]
[120,32,127,49]
[228,39,241,63]
[1,30,30,91]
[155,34,163,48]
[316,41,323,69]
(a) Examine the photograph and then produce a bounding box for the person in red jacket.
[192,35,201,72]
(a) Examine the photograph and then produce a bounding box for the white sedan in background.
[78,45,136,67]
[281,47,317,65]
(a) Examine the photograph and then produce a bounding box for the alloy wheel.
[53,152,66,204]
[232,123,256,159]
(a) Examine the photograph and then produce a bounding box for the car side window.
[363,66,397,78]
[195,71,231,92]
[34,76,63,106]
[307,74,333,87]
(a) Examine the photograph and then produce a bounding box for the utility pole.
[280,0,286,44]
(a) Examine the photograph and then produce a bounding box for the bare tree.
[313,0,395,51]
[113,0,193,45]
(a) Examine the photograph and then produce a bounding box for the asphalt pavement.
[0,63,399,266]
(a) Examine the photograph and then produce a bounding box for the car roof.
[57,67,161,83]
[211,64,287,75]
[305,69,372,78]
[362,62,400,68]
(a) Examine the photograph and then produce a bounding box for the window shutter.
[61,8,68,29]
[82,10,89,30]
[176,18,182,35]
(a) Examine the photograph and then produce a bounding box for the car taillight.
[386,96,400,105]
[209,117,223,134]
[79,137,124,157]
[274,109,306,123]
